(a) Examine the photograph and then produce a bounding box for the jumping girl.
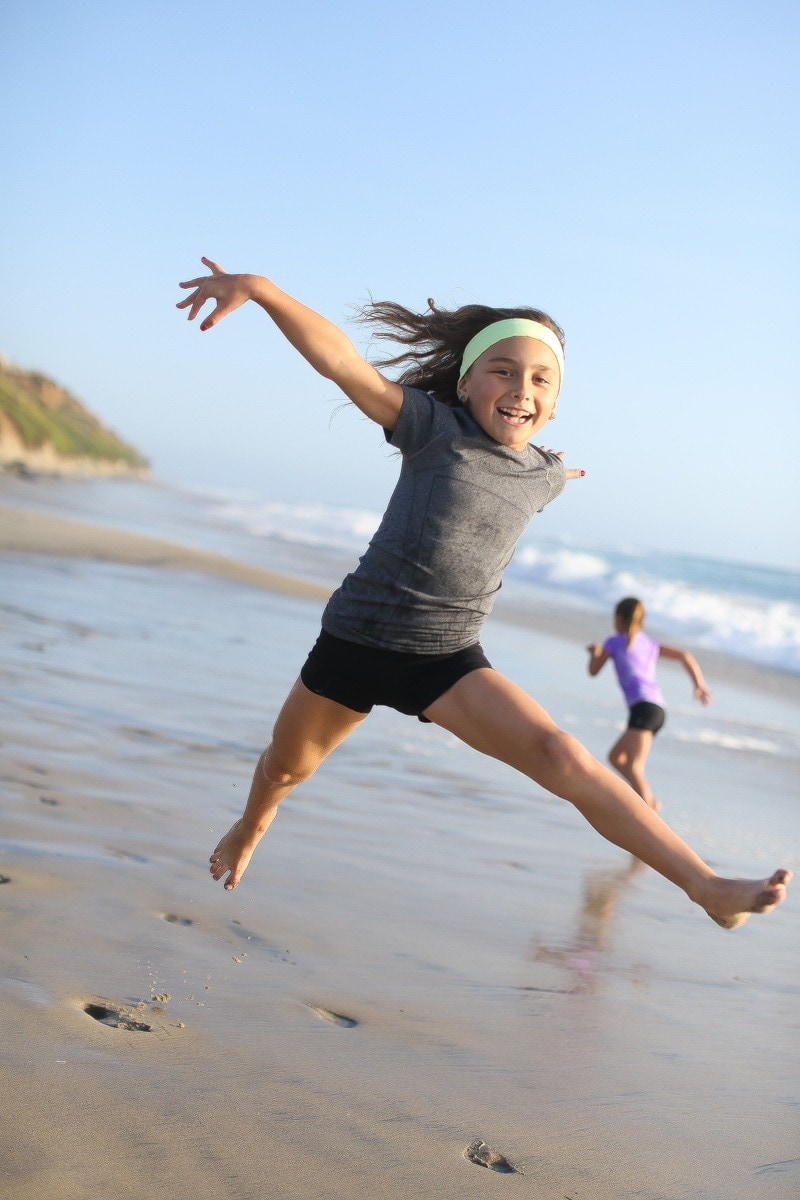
[176,258,790,930]
[587,597,712,811]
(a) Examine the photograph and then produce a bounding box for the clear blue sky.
[3,0,798,570]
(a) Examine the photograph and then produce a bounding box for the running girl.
[587,597,712,811]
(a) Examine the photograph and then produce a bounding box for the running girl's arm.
[177,258,404,430]
[659,645,712,705]
[586,644,609,675]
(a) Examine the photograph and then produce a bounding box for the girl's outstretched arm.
[660,644,712,705]
[586,643,608,676]
[177,257,404,430]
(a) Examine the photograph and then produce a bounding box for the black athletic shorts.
[300,629,492,721]
[627,701,666,735]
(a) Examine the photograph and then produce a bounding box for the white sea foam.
[209,496,380,553]
[515,545,608,584]
[511,539,800,674]
[669,729,781,755]
[198,490,800,676]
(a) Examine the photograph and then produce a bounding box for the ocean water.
[4,473,800,677]
[182,482,800,676]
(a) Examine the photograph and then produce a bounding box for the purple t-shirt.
[603,631,664,707]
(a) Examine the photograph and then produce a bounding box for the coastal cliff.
[0,355,150,478]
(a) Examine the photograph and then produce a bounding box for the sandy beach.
[1,478,798,1200]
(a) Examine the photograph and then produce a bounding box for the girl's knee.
[537,727,597,782]
[259,744,317,789]
[609,746,627,771]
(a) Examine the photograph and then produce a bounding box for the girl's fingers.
[200,305,224,331]
[538,447,584,477]
[201,256,225,274]
[175,290,210,321]
[536,448,584,480]
[176,260,232,324]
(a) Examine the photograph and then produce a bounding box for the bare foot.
[209,819,263,891]
[700,869,792,930]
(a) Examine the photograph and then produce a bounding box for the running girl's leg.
[424,669,791,929]
[210,678,368,890]
[608,728,659,810]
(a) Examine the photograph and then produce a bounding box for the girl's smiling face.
[458,336,561,451]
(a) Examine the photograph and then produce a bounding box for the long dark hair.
[356,299,565,407]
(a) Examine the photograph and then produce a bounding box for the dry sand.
[1,500,798,1200]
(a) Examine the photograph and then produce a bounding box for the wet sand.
[0,504,331,601]
[1,488,798,1199]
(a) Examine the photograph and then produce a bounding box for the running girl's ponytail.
[614,597,645,647]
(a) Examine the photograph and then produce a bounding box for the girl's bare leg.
[210,679,368,890]
[608,728,660,810]
[425,669,791,929]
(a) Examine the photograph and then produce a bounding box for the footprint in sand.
[162,913,194,926]
[306,1004,358,1028]
[0,875,10,885]
[106,847,149,863]
[464,1139,520,1174]
[84,1001,153,1032]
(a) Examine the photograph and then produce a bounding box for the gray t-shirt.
[322,386,566,653]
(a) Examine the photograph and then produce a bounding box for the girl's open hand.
[176,256,254,331]
[544,449,585,481]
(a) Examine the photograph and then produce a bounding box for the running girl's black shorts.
[627,701,666,735]
[300,629,492,721]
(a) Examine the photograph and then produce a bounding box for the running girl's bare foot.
[209,819,264,891]
[699,869,792,930]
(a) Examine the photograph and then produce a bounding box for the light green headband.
[459,318,564,394]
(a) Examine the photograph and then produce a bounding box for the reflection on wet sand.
[532,856,648,993]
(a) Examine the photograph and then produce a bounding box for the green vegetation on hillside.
[0,358,149,468]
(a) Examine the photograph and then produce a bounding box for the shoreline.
[0,504,330,602]
[2,501,797,704]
